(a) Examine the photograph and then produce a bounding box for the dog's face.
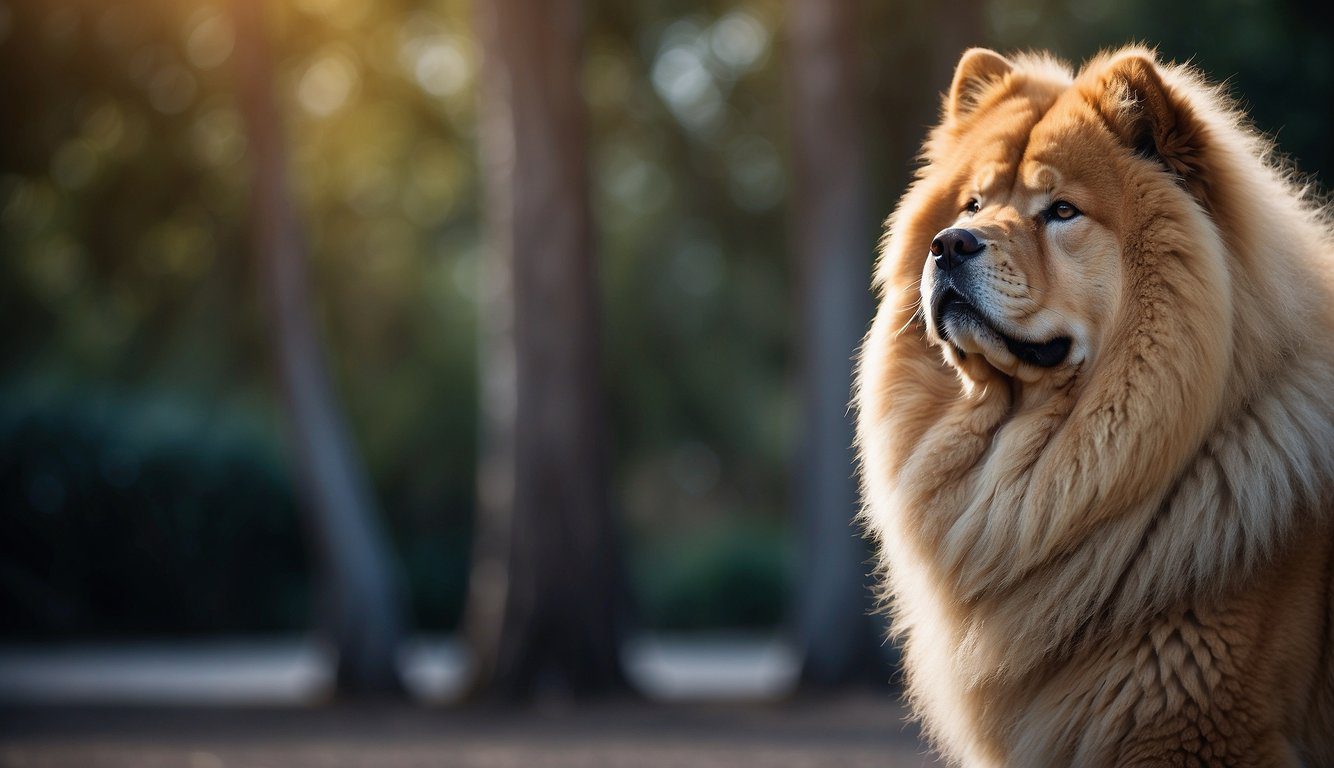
[914,49,1204,385]
[920,105,1126,381]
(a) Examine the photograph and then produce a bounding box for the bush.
[634,522,791,632]
[0,387,311,638]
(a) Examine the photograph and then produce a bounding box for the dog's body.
[856,47,1334,766]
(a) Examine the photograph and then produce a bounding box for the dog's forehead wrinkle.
[964,97,1051,195]
[975,163,1003,193]
[1010,90,1075,196]
[969,96,1068,207]
[1023,162,1063,193]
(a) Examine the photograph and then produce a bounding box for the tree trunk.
[787,0,887,690]
[465,0,629,701]
[232,0,406,696]
[929,0,986,88]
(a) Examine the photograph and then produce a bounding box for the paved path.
[0,637,800,705]
[0,698,941,767]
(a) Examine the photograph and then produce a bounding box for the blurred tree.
[233,0,407,696]
[465,0,629,700]
[786,0,886,689]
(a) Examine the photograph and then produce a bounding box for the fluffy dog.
[856,47,1334,766]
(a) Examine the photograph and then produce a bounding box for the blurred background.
[0,0,1331,763]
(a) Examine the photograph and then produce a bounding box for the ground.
[0,697,938,767]
[0,637,938,767]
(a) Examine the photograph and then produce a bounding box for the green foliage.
[0,0,482,636]
[0,383,474,636]
[635,521,792,631]
[0,385,309,637]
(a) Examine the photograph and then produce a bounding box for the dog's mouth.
[933,288,1072,368]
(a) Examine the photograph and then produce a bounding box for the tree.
[787,0,888,689]
[465,0,629,701]
[232,0,407,695]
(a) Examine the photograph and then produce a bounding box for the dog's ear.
[947,48,1013,119]
[1095,51,1207,184]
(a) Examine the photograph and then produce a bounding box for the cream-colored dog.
[856,47,1334,766]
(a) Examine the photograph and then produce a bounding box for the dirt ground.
[0,696,940,768]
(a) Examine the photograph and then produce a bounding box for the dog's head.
[912,48,1221,385]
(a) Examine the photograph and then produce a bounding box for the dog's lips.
[932,287,1072,368]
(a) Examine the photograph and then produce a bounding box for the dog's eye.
[1046,200,1081,221]
[963,199,981,215]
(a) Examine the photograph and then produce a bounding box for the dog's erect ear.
[1095,51,1207,184]
[947,48,1014,119]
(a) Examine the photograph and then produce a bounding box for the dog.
[855,47,1334,766]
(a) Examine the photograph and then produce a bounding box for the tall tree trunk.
[788,0,886,689]
[233,0,406,696]
[465,0,628,701]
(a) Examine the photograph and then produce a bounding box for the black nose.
[930,228,985,271]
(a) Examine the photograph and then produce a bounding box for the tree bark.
[232,0,406,696]
[787,0,887,689]
[466,0,629,701]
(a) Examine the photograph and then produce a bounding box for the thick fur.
[856,46,1334,766]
